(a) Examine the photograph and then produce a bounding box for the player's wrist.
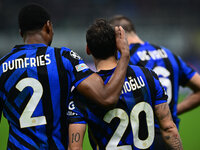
[120,50,130,63]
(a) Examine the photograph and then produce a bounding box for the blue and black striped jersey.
[0,44,93,150]
[118,42,196,128]
[68,65,168,150]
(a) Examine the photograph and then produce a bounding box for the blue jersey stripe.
[127,42,196,128]
[1,44,93,149]
[68,65,167,149]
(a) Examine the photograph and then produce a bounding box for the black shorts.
[154,128,168,150]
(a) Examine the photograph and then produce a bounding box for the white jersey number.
[103,102,154,149]
[16,78,47,128]
[153,66,172,104]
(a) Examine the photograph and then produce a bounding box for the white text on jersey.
[137,49,168,61]
[2,54,51,73]
[122,76,145,94]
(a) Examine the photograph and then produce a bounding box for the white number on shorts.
[16,78,47,128]
[103,102,154,149]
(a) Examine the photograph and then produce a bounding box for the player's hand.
[115,26,130,58]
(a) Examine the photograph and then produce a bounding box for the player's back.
[70,65,167,150]
[0,44,88,150]
[124,42,195,127]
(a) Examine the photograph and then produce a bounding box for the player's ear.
[86,45,91,55]
[45,20,52,34]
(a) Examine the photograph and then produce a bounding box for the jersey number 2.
[16,78,47,128]
[103,102,154,149]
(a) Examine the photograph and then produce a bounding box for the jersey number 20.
[103,102,154,149]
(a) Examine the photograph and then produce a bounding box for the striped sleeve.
[61,47,94,88]
[175,55,196,86]
[67,94,87,124]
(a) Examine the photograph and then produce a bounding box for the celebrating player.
[109,15,200,149]
[67,19,182,150]
[0,5,130,149]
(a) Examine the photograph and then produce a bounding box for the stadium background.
[0,0,200,149]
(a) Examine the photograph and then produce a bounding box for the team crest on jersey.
[75,63,89,72]
[70,50,82,60]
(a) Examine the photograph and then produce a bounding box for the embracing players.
[0,5,130,149]
[67,19,182,150]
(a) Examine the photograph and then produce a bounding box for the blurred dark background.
[0,0,200,71]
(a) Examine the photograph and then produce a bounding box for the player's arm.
[177,73,200,115]
[68,123,86,150]
[155,103,183,150]
[150,69,183,149]
[77,26,129,106]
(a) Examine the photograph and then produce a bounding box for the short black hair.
[86,19,116,60]
[18,4,51,35]
[109,15,136,33]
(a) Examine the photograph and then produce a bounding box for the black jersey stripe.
[0,54,27,116]
[10,127,38,150]
[36,47,58,149]
[4,97,40,147]
[130,43,141,57]
[126,66,145,102]
[173,54,194,86]
[126,66,150,141]
[88,127,105,150]
[0,49,20,65]
[0,54,26,93]
[129,43,140,65]
[139,67,156,150]
[6,70,29,115]
[54,48,69,148]
[8,140,21,150]
[17,128,40,147]
[151,44,175,114]
[62,50,93,85]
[140,67,156,108]
[4,104,19,124]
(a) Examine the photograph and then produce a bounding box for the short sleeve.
[67,95,86,124]
[61,47,94,88]
[176,55,196,86]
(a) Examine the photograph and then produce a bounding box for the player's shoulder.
[128,64,150,72]
[59,47,82,60]
[128,64,154,77]
[149,42,174,54]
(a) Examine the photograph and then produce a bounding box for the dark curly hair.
[86,19,117,60]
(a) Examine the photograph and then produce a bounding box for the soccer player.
[0,5,130,149]
[67,19,183,150]
[109,15,200,149]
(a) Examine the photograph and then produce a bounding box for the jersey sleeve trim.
[155,100,167,105]
[68,118,87,124]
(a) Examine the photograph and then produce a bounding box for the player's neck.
[127,32,144,45]
[94,56,117,72]
[23,32,49,46]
